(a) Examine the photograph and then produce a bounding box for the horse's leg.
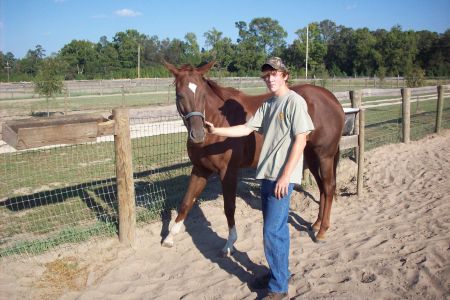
[220,168,238,256]
[304,150,324,232]
[315,154,338,241]
[162,167,210,248]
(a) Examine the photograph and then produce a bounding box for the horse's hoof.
[314,235,327,244]
[220,248,235,257]
[161,240,174,248]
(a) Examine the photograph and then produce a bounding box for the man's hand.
[275,175,290,199]
[204,121,215,134]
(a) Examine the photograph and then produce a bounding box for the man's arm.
[205,121,254,137]
[275,132,308,199]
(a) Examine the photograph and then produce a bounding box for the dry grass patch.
[36,256,88,299]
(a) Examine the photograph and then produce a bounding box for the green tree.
[59,40,98,79]
[203,28,235,73]
[233,37,265,75]
[204,28,223,50]
[351,28,380,76]
[232,21,265,74]
[96,36,120,78]
[113,29,145,69]
[426,29,450,76]
[293,23,327,76]
[140,35,163,66]
[379,26,418,76]
[318,20,339,43]
[248,17,287,56]
[415,30,439,73]
[161,38,187,65]
[325,26,355,76]
[34,57,64,117]
[282,39,305,73]
[405,65,425,87]
[20,45,46,77]
[0,51,16,81]
[184,32,202,66]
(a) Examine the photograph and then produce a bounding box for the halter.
[182,111,205,120]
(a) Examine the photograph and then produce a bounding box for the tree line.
[1,18,449,82]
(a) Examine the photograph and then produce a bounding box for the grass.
[0,222,117,257]
[36,255,89,298]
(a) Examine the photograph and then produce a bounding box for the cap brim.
[261,63,278,71]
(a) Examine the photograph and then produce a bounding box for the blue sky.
[1,0,449,58]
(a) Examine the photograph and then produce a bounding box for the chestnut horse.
[162,61,345,254]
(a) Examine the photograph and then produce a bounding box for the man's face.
[262,70,287,93]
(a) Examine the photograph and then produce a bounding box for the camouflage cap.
[261,57,288,72]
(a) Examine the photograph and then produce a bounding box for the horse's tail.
[333,146,340,199]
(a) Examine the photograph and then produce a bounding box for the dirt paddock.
[1,130,449,300]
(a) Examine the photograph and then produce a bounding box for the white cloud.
[346,3,357,10]
[115,9,142,17]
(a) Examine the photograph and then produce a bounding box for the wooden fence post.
[350,90,362,108]
[401,88,411,143]
[113,108,136,247]
[350,90,362,135]
[121,86,125,107]
[435,85,444,133]
[357,109,365,196]
[350,90,362,160]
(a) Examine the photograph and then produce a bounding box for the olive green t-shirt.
[246,90,314,184]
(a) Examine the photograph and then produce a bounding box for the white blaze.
[188,82,197,94]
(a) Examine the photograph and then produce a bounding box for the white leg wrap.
[162,221,184,248]
[170,221,183,235]
[222,226,237,255]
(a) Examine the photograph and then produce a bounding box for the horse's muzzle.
[189,127,205,144]
[187,115,206,144]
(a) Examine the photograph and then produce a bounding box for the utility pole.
[137,45,141,79]
[305,25,309,80]
[5,61,11,82]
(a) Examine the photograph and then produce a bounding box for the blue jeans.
[261,179,294,293]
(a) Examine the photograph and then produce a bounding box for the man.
[205,57,314,300]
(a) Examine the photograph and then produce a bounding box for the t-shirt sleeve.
[246,103,266,131]
[290,95,315,135]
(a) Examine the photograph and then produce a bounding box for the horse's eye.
[176,94,183,101]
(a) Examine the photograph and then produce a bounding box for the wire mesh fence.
[0,141,118,258]
[0,84,449,261]
[0,111,192,259]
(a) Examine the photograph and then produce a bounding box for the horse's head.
[163,60,215,144]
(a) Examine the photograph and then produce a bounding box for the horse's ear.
[162,59,179,76]
[197,61,216,75]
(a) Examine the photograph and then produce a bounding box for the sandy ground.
[1,130,449,300]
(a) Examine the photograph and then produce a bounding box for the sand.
[1,130,449,300]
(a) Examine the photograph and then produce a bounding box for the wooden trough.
[2,113,115,150]
[340,107,365,195]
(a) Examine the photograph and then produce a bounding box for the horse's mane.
[205,79,242,102]
[178,64,197,72]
